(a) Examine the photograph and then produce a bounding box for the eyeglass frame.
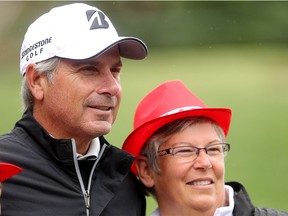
[157,143,231,160]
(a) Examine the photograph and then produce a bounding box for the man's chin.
[90,122,112,136]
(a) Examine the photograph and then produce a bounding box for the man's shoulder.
[100,136,135,160]
[0,130,18,144]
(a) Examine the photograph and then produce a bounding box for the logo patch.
[86,10,109,30]
[21,37,52,62]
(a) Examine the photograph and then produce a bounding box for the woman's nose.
[193,150,212,170]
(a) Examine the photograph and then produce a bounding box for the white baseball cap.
[20,3,148,76]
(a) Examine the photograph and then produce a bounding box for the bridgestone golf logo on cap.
[86,10,109,30]
[21,37,52,61]
[21,10,109,63]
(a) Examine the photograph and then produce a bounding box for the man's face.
[35,46,122,145]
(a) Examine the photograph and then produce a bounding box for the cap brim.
[117,37,148,60]
[0,163,22,182]
[57,36,148,61]
[122,108,231,175]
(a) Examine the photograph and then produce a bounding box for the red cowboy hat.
[0,162,22,182]
[122,80,232,175]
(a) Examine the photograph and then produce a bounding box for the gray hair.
[21,57,60,111]
[139,117,225,196]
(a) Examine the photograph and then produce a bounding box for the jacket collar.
[226,181,254,216]
[15,110,75,163]
[15,110,134,172]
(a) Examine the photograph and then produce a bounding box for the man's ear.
[25,64,46,101]
[135,155,155,188]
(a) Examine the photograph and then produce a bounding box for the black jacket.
[0,111,146,216]
[227,181,288,216]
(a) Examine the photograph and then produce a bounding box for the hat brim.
[57,37,148,61]
[122,108,231,175]
[0,163,22,182]
[117,37,148,60]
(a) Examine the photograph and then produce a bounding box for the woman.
[122,80,288,216]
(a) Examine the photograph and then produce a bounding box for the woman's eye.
[175,147,195,155]
[207,147,222,153]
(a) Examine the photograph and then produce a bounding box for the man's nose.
[98,72,121,96]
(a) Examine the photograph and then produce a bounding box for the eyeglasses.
[157,143,230,162]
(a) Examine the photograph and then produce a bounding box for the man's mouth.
[88,105,112,111]
[95,106,111,111]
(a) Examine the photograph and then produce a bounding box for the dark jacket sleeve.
[226,181,288,216]
[255,207,288,216]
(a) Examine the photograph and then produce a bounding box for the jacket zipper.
[72,139,107,216]
[84,190,90,209]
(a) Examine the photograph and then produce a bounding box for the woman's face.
[151,122,226,215]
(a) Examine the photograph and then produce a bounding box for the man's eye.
[111,67,121,73]
[83,66,97,72]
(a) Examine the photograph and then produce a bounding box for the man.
[0,3,147,216]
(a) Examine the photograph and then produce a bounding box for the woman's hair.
[139,117,225,196]
[21,57,60,111]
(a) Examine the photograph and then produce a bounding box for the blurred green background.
[1,1,288,215]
